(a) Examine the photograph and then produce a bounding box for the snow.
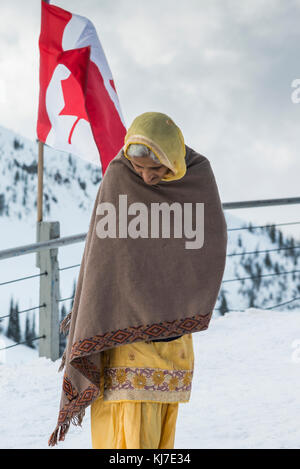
[1,124,300,449]
[1,308,300,449]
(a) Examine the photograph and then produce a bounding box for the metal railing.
[0,195,299,360]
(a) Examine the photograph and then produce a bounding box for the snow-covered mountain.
[0,124,299,351]
[0,124,102,222]
[0,124,101,345]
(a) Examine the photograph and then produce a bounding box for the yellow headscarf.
[123,112,186,182]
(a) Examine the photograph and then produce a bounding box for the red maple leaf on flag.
[59,73,89,144]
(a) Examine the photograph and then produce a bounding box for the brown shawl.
[48,145,228,446]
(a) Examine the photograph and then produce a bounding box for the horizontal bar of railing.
[0,196,299,261]
[0,335,46,351]
[0,271,47,287]
[228,221,300,231]
[0,303,46,321]
[223,196,300,210]
[0,233,87,260]
[214,295,300,312]
[227,245,300,257]
[223,269,300,283]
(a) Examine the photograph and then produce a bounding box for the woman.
[49,112,227,449]
[90,141,195,449]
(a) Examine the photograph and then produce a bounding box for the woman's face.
[130,156,170,185]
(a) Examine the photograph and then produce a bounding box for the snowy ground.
[1,308,300,449]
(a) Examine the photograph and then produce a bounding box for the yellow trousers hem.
[91,400,179,449]
[100,399,189,404]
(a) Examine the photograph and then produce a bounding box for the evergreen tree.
[254,262,262,289]
[264,252,272,269]
[59,280,77,357]
[25,313,30,345]
[6,298,14,338]
[269,224,276,244]
[249,290,256,308]
[219,290,229,316]
[278,230,284,249]
[25,313,36,349]
[289,237,296,261]
[14,170,20,184]
[71,279,77,310]
[14,301,21,343]
[0,193,5,216]
[294,254,298,267]
[31,314,36,343]
[238,235,242,248]
[59,304,67,357]
[6,298,21,343]
[274,262,280,275]
[13,138,24,150]
[25,313,34,348]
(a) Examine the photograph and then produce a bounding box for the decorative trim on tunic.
[103,367,193,403]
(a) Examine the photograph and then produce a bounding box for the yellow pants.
[91,400,179,449]
[90,334,194,449]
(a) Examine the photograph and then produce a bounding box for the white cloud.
[0,0,299,237]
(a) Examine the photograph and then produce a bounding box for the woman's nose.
[142,171,156,184]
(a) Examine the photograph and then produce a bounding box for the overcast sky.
[0,0,300,238]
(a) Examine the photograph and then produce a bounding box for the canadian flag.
[37,1,126,174]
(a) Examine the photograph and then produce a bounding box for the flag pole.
[37,0,48,222]
[37,140,44,221]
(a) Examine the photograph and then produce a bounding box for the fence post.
[35,221,60,361]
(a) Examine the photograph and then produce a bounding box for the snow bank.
[1,308,300,449]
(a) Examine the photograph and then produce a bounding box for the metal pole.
[37,140,44,222]
[36,221,60,361]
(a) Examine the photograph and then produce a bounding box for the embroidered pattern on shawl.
[70,312,211,359]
